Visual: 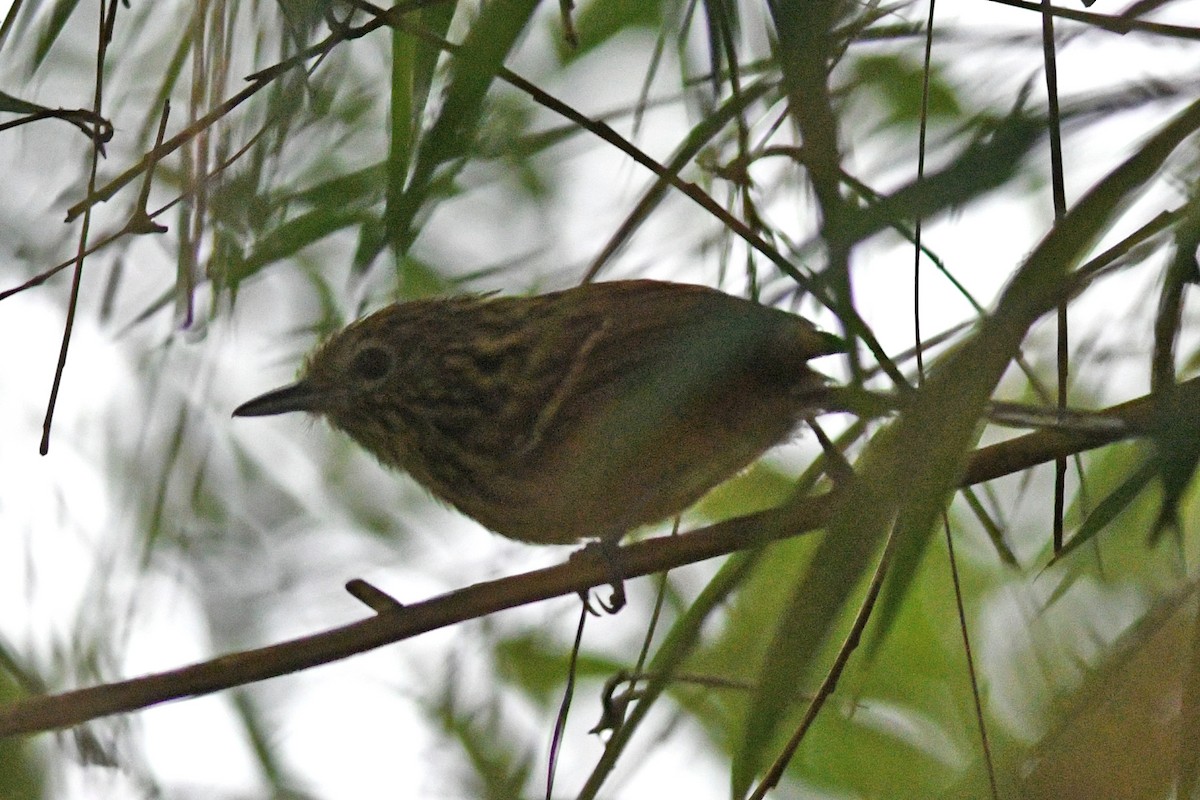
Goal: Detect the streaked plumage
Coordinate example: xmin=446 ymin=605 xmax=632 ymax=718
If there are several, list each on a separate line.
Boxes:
xmin=234 ymin=280 xmax=842 ymax=544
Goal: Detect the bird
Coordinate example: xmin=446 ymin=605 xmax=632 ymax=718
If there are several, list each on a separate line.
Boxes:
xmin=233 ymin=280 xmax=844 ymax=548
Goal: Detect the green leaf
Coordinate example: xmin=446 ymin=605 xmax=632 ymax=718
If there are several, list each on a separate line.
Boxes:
xmin=31 ymin=0 xmax=80 ymax=71
xmin=235 ymin=206 xmax=369 ymax=282
xmin=849 ymin=54 xmax=962 ymax=127
xmin=556 ymin=0 xmax=664 ymax=62
xmin=694 ymin=461 xmax=797 ymax=522
xmin=288 ymin=161 xmax=388 ymax=211
xmin=0 ymin=90 xmax=46 ymax=114
xmin=413 ymin=4 xmax=455 ymax=124
xmin=494 ymin=632 xmax=623 ymax=707
xmin=732 ymin=95 xmax=1200 ymax=798
xmin=577 ymin=548 xmax=766 ymax=799
xmin=839 ymin=111 xmax=1045 ymax=245
xmin=387 ymin=25 xmax=417 ymax=246
xmin=1049 ymin=456 xmax=1158 ymax=566
xmin=388 ymin=0 xmax=541 ymax=252
xmin=1021 ymin=586 xmax=1195 ymax=799
xmin=681 ymin=535 xmax=822 ymax=750
xmin=0 ymin=648 xmax=45 ymax=800
xmin=427 ymin=672 xmax=536 ymax=800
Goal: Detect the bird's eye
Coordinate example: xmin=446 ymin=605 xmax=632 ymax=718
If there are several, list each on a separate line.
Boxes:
xmin=351 ymin=345 xmax=392 ymax=382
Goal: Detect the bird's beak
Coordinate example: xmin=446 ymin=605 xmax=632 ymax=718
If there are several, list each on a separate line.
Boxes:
xmin=232 ymin=380 xmax=323 ymax=417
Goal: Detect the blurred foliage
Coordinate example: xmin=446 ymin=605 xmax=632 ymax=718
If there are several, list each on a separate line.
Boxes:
xmin=2 ymin=0 xmax=1200 ymax=799
xmin=0 ymin=659 xmax=44 ymax=800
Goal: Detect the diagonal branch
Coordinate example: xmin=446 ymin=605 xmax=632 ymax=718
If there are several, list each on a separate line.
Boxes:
xmin=1 ymin=378 xmax=1196 ymax=739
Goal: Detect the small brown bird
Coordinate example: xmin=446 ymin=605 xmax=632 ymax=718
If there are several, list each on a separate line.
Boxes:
xmin=233 ymin=280 xmax=843 ymax=546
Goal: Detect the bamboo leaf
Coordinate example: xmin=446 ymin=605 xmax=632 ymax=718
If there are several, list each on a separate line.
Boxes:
xmin=733 ymin=96 xmax=1200 ymax=797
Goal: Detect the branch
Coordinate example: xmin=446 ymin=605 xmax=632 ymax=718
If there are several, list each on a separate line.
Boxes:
xmin=1 ymin=378 xmax=1195 ymax=738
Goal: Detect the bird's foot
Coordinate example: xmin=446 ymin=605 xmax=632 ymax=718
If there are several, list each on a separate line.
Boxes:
xmin=572 ymin=539 xmax=626 ymax=614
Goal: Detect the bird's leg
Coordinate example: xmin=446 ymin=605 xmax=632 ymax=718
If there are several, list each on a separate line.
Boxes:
xmin=572 ymin=538 xmax=627 ymax=614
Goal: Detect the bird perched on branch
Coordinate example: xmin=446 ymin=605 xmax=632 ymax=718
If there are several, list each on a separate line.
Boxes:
xmin=234 ymin=280 xmax=845 ymax=547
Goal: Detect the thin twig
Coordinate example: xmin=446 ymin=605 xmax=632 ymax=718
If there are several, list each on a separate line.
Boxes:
xmin=40 ymin=0 xmax=121 ymax=456
xmin=988 ymin=0 xmax=1200 ymax=39
xmin=944 ymin=512 xmax=999 ymax=799
xmin=1042 ymin=0 xmax=1071 ymax=557
xmin=546 ymin=603 xmax=588 ymax=800
xmin=747 ymin=521 xmax=900 ymax=799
